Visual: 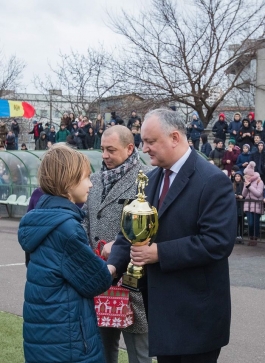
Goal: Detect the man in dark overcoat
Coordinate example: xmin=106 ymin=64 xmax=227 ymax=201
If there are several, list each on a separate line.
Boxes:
xmin=107 ymin=108 xmax=237 ymax=363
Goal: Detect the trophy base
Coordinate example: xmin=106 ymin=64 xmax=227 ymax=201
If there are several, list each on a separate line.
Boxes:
xmin=121 ymin=272 xmax=147 ymax=292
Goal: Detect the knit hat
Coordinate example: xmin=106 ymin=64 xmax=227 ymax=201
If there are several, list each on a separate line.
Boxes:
xmin=258 ymin=141 xmax=264 ymax=146
xmin=33 ymin=120 xmax=37 ymax=124
xmin=192 ymin=111 xmax=199 ymax=118
xmin=243 ymin=144 xmax=250 ymax=150
xmin=228 ymin=139 xmax=236 ymax=145
xmin=244 ymin=161 xmax=255 ymax=176
xmin=219 ymin=113 xmax=225 ymax=119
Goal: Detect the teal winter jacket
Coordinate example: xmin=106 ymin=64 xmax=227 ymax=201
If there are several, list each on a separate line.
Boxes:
xmin=18 ymin=194 xmax=112 ymax=363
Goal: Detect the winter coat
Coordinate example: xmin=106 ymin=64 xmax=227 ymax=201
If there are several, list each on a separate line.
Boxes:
xmin=209 ymin=147 xmax=225 ymax=169
xmin=236 ymin=152 xmax=251 ymax=173
xmin=18 ymin=195 xmax=112 ymax=363
xmin=200 ymin=142 xmax=212 ymax=157
xmin=5 ymin=134 xmax=16 ymax=150
xmin=11 ymin=122 xmax=20 ymax=137
xmin=212 ymin=119 xmax=228 ymax=142
xmin=56 ymin=128 xmax=70 ymax=143
xmin=127 ymin=115 xmax=141 ymax=130
xmin=222 ymin=146 xmax=241 ymax=176
xmin=85 ymin=133 xmax=96 ymax=149
xmin=250 ymin=151 xmax=265 ymax=177
xmin=29 ymin=123 xmax=43 ymax=140
xmin=71 ymin=128 xmax=85 ymax=149
xmin=187 ymin=119 xmax=204 ymax=141
xmin=47 ymin=131 xmax=56 ymax=144
xmin=82 ymin=162 xmax=152 ymax=334
xmin=237 ymin=120 xmax=255 ymax=149
xmin=94 ymin=132 xmax=103 ymax=149
xmin=0 ymin=122 xmax=8 ymax=147
xmin=35 ymin=131 xmax=48 ymax=150
xmin=234 ymin=181 xmax=244 ymax=217
xmin=227 ymin=120 xmax=242 ymax=141
xmin=254 ymin=129 xmax=265 ymax=142
xmin=243 ymin=176 xmax=264 ymax=214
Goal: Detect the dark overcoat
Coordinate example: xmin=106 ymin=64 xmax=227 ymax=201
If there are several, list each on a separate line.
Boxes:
xmin=108 ymin=149 xmax=237 ymax=356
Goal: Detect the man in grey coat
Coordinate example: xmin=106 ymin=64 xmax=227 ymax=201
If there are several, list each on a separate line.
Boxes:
xmin=82 ymin=125 xmax=152 ymax=363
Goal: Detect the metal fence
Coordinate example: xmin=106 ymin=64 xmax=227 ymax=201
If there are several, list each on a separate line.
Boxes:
xmin=236 ymin=199 xmax=265 ymax=244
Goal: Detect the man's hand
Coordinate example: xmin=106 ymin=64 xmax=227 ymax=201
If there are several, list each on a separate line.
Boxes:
xmin=101 ymin=241 xmax=114 ymax=260
xmin=130 ymin=243 xmax=158 ymax=266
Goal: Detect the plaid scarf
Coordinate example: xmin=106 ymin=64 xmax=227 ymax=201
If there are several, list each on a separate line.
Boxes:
xmin=101 ymin=148 xmax=140 ymax=202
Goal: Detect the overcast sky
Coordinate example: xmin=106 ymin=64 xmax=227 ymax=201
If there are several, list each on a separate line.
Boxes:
xmin=0 ymin=0 xmax=150 ymax=93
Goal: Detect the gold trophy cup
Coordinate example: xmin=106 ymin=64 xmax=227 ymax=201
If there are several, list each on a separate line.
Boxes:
xmin=121 ymin=170 xmax=158 ymax=291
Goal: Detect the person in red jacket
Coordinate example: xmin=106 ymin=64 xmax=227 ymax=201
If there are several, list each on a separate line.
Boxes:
xmin=222 ymin=139 xmax=241 ymax=176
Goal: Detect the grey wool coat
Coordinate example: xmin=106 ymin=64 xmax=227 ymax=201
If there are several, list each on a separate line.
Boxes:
xmin=82 ymin=162 xmax=151 ymax=334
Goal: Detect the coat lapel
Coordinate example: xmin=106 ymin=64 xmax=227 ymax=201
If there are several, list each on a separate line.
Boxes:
xmin=99 ymin=166 xmax=140 ymax=211
xmin=156 ymin=150 xmax=197 ymax=218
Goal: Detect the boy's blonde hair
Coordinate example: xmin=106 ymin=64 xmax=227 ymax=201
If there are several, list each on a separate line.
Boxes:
xmin=38 ymin=144 xmax=91 ymax=199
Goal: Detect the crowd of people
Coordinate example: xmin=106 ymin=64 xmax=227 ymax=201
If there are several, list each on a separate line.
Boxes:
xmin=187 ymin=111 xmax=265 ymax=246
xmin=0 ymin=110 xmax=143 ymax=152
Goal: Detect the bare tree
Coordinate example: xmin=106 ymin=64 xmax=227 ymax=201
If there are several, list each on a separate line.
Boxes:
xmin=0 ymin=51 xmax=26 ymax=97
xmin=109 ymin=0 xmax=265 ymax=126
xmin=34 ymin=47 xmax=122 ymax=119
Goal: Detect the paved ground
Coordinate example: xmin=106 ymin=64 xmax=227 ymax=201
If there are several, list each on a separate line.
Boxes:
xmin=1 ymin=217 xmax=265 ymax=362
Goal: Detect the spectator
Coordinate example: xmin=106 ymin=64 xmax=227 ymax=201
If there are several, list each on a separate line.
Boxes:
xmin=28 ymin=120 xmax=43 ymax=144
xmin=227 ymin=112 xmax=242 ymax=144
xmin=247 ymin=111 xmax=256 ymax=129
xmin=35 ymin=131 xmax=48 ymax=150
xmin=5 ymin=131 xmax=16 ymax=150
xmin=68 ymin=112 xmax=76 ymax=131
xmin=212 ymin=113 xmax=228 ymax=145
xmin=237 ymin=118 xmax=255 ymax=150
xmin=230 ymin=165 xmax=240 ymax=183
xmin=236 ymin=144 xmax=251 ymax=173
xmin=222 ymin=139 xmax=241 ymax=176
xmin=243 ymin=161 xmax=264 ymax=245
xmin=251 ymin=134 xmax=262 ymax=154
xmin=250 ymin=141 xmax=265 ymax=184
xmin=200 ymin=133 xmax=212 ymax=157
xmin=127 ymin=110 xmax=141 ymax=130
xmin=47 ymin=125 xmax=56 ymax=144
xmin=209 ymin=139 xmax=225 ymax=169
xmin=94 ymin=114 xmax=105 ymax=134
xmin=56 ymin=123 xmax=70 ymax=143
xmin=61 ymin=112 xmax=71 ymax=130
xmin=131 ymin=119 xmax=142 ymax=148
xmin=233 ymin=171 xmax=245 ymax=244
xmin=85 ymin=127 xmax=95 ymax=149
xmin=21 ymin=143 xmax=28 ymax=151
xmin=43 ymin=123 xmax=50 ymax=136
xmin=0 ymin=120 xmax=8 ymax=148
xmin=187 ymin=111 xmax=204 ymax=150
xmin=11 ymin=119 xmax=20 ymax=150
xmin=94 ymin=128 xmax=104 ymax=149
xmin=254 ymin=120 xmax=265 ymax=141
xmin=70 ymin=122 xmax=85 ymax=149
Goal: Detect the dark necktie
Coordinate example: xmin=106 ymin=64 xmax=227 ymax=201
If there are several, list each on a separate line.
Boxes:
xmin=158 ymin=169 xmax=172 ymax=209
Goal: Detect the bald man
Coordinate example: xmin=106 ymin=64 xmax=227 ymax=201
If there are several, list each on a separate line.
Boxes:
xmin=82 ymin=125 xmax=152 ymax=363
